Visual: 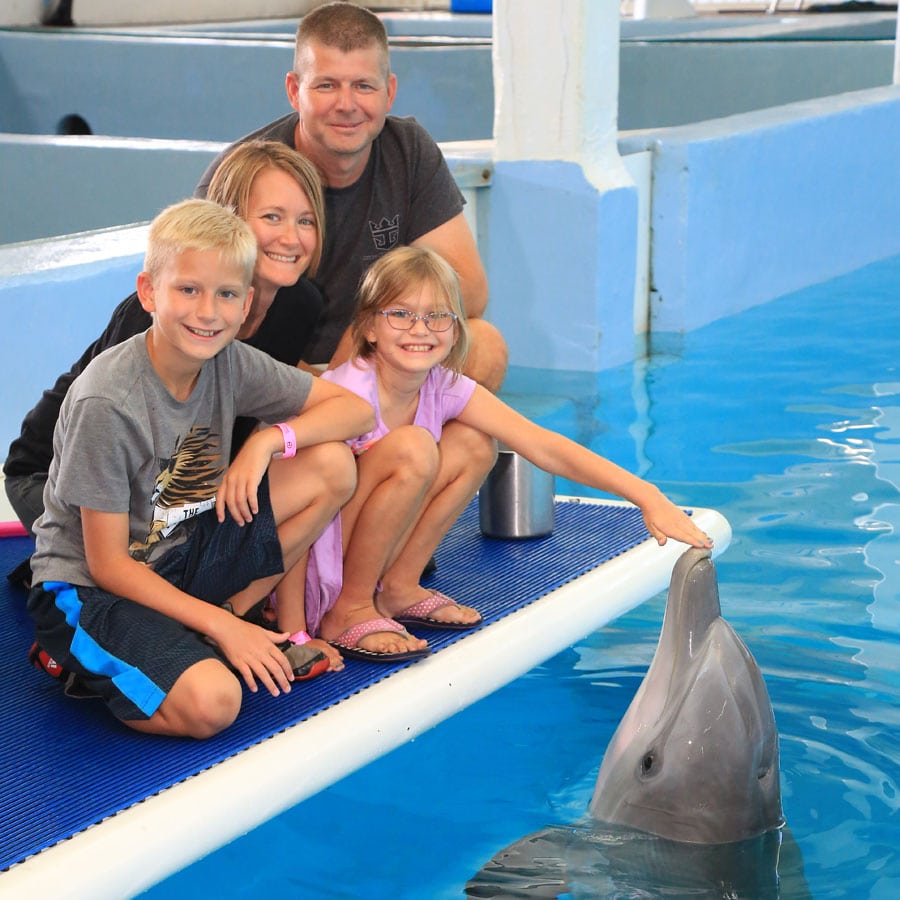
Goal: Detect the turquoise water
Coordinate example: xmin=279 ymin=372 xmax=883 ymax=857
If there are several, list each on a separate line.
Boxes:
xmin=145 ymin=255 xmax=900 ymax=898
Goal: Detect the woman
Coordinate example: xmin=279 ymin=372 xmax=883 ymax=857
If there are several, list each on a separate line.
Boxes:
xmin=4 ymin=140 xmax=327 ymax=539
xmin=206 ymin=140 xmax=325 ymax=373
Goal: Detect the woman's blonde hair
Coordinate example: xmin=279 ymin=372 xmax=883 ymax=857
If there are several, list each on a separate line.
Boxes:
xmin=144 ymin=198 xmax=256 ymax=285
xmin=207 ymin=140 xmax=325 ymax=277
xmin=350 ymin=246 xmax=470 ymax=374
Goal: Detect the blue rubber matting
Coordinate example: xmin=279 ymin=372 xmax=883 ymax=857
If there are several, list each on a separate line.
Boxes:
xmin=0 ymin=499 xmax=650 ymax=872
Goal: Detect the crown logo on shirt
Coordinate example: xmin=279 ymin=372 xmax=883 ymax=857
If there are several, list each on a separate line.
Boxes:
xmin=369 ymin=215 xmax=400 ymax=251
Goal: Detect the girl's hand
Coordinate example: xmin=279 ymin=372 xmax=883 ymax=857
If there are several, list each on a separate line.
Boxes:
xmin=641 ymin=496 xmax=713 ymax=550
xmin=208 ymin=610 xmax=294 ymax=696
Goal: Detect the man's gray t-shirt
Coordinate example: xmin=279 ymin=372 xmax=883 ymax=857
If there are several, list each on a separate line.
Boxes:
xmin=31 ymin=333 xmax=313 ymax=587
xmin=196 ymin=114 xmax=465 ymax=362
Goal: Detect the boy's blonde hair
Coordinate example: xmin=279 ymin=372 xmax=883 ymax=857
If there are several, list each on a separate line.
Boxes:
xmin=351 ymin=246 xmax=470 ymax=374
xmin=144 ymin=199 xmax=257 ymax=285
xmin=294 ymin=2 xmax=390 ymax=79
xmin=207 ymin=140 xmax=325 ymax=277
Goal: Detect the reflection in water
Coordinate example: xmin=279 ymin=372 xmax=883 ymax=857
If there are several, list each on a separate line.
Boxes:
xmin=861 ymin=396 xmax=900 ymax=630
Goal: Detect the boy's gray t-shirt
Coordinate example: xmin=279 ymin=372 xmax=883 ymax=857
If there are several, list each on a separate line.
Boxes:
xmin=31 ymin=332 xmax=313 ymax=587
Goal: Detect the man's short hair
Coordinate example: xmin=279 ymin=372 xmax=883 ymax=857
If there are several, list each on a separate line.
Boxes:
xmin=294 ymin=1 xmax=390 ymax=76
xmin=144 ymin=199 xmax=257 ymax=285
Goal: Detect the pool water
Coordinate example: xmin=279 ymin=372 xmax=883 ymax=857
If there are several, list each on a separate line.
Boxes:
xmin=144 ymin=255 xmax=900 ymax=898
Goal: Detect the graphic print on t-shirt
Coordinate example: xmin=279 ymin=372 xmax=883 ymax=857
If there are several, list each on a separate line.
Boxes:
xmin=129 ymin=425 xmax=224 ymax=562
xmin=369 ymin=215 xmax=399 ymax=251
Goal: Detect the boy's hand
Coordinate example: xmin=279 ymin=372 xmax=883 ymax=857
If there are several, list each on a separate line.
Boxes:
xmin=216 ymin=434 xmax=274 ymax=525
xmin=209 ymin=611 xmax=294 ymax=696
xmin=641 ymin=497 xmax=713 ymax=550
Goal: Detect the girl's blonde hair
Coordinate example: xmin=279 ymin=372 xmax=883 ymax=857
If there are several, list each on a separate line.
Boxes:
xmin=350 ymin=246 xmax=470 ymax=374
xmin=144 ymin=199 xmax=256 ymax=285
xmin=207 ymin=140 xmax=325 ymax=277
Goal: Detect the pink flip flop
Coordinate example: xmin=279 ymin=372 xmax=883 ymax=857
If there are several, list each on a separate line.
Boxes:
xmin=329 ymin=617 xmax=431 ymax=663
xmin=393 ymin=591 xmax=483 ymax=632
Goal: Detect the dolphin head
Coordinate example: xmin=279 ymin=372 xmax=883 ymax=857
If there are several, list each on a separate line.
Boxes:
xmin=588 ymin=548 xmax=783 ymax=844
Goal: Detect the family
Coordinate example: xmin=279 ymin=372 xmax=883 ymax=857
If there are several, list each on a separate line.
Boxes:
xmin=5 ymin=3 xmax=711 ymax=739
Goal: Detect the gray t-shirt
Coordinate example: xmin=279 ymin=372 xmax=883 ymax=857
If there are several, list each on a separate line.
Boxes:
xmin=196 ymin=114 xmax=465 ymax=362
xmin=31 ymin=333 xmax=313 ymax=587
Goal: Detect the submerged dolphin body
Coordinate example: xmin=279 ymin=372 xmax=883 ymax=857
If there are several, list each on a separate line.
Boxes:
xmin=465 ymin=821 xmax=807 ymax=899
xmin=467 ymin=548 xmax=808 ymax=899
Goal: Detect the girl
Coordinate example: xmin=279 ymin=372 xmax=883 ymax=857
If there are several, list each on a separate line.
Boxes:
xmin=311 ymin=246 xmax=712 ymax=662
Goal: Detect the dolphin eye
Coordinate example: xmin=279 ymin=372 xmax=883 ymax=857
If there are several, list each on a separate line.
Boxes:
xmin=640 ymin=751 xmax=658 ymax=778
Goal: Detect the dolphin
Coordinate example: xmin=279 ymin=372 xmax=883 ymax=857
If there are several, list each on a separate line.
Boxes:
xmin=467 ymin=548 xmax=808 ymax=898
xmin=588 ymin=546 xmax=782 ymax=842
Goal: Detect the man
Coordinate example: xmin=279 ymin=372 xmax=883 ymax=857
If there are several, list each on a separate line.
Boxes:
xmin=196 ymin=1 xmax=507 ymax=391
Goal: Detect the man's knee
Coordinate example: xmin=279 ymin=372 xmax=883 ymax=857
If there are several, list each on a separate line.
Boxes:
xmin=465 ymin=319 xmax=509 ymax=393
xmin=442 ymin=421 xmax=497 ymax=475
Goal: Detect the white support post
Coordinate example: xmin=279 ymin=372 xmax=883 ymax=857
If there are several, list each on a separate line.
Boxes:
xmin=487 ymin=0 xmax=645 ymax=372
xmin=493 ymin=0 xmax=630 ymax=192
xmin=894 ymin=10 xmax=900 ymax=85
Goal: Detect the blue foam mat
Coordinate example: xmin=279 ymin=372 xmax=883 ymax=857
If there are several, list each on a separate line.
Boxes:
xmin=0 ymin=499 xmax=649 ymax=872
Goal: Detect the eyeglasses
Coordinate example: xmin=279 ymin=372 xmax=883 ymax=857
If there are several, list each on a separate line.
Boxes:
xmin=376 ymin=309 xmax=459 ymax=333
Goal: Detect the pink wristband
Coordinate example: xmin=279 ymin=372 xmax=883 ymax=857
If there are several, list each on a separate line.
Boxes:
xmin=288 ymin=630 xmax=312 ymax=645
xmin=272 ymin=422 xmax=297 ymax=459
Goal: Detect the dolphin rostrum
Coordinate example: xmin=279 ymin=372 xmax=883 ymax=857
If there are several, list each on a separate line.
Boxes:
xmin=467 ymin=548 xmax=806 ymax=898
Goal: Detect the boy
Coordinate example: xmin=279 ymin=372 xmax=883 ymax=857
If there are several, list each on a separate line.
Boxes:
xmin=27 ymin=199 xmax=374 ymax=739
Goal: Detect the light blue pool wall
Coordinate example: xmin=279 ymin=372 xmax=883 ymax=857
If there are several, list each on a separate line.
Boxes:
xmin=0 ymin=136 xmax=222 ymax=246
xmin=1 ymin=15 xmax=894 ymax=141
xmin=1 ymin=15 xmax=895 ymax=244
xmin=480 ymin=161 xmax=640 ymax=372
xmin=0 ymin=236 xmax=145 ymax=452
xmin=2 ymin=14 xmax=900 ymax=451
xmin=0 ymin=29 xmax=493 ymax=144
xmin=617 ymin=21 xmax=896 ymax=131
xmin=620 ymin=84 xmax=900 ymax=344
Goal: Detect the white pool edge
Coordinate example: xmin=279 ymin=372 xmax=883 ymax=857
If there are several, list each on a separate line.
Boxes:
xmin=0 ymin=499 xmax=731 ymax=898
